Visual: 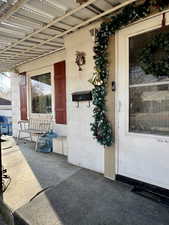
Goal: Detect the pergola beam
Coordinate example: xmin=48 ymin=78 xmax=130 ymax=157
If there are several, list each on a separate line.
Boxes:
xmin=0 ymin=0 xmax=147 ymax=67
xmin=3 ymin=0 xmax=139 ymax=64
xmin=16 ymin=47 xmax=65 ymax=66
xmin=0 ymin=0 xmax=97 ymax=55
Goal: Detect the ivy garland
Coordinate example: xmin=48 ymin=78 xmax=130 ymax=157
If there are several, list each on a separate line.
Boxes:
xmin=91 ymin=0 xmax=169 ymax=147
xmin=139 ymin=32 xmax=169 ymax=77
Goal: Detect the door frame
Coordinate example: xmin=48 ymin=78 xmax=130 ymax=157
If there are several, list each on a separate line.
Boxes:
xmin=115 ymin=11 xmax=169 ymax=176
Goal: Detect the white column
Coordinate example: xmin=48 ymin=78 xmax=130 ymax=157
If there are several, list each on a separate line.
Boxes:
xmin=10 ymin=72 xmax=20 ymax=137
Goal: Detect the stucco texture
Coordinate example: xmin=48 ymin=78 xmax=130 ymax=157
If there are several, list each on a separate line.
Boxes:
xmin=64 ymin=22 xmax=104 ymax=173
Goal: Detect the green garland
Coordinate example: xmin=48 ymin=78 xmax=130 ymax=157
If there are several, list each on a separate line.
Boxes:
xmin=91 ymin=0 xmax=169 ymax=147
xmin=139 ymin=32 xmax=169 ymax=77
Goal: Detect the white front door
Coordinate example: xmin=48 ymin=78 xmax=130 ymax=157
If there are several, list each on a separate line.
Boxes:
xmin=117 ymin=12 xmax=169 ymax=189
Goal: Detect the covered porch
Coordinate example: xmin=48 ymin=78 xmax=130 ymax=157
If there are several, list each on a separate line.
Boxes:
xmin=2 ymin=137 xmax=169 ymax=225
xmin=1 ymin=0 xmax=121 ymax=180
xmin=1 ymin=0 xmax=169 ymax=224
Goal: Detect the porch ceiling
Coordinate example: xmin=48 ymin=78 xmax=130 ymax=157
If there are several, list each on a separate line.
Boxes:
xmin=0 ymin=0 xmax=127 ymax=71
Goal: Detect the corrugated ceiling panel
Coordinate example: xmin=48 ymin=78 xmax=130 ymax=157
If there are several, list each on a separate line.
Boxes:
xmin=16 ymin=8 xmax=52 ymax=23
xmin=61 ymin=16 xmax=84 ymax=26
xmin=74 ymin=8 xmax=98 ymax=20
xmin=8 ymin=16 xmax=42 ymax=29
xmin=27 ymin=1 xmax=66 ymax=17
xmin=0 ymin=0 xmax=133 ymax=69
xmin=93 ymin=0 xmax=113 ymax=10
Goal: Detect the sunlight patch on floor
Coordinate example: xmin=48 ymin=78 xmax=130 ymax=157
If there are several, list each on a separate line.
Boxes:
xmin=2 ymin=139 xmax=42 ymax=211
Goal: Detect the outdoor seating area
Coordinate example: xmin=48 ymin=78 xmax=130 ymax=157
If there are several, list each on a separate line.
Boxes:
xmin=16 ymin=117 xmax=68 ymax=154
xmin=17 ymin=117 xmax=53 ymax=151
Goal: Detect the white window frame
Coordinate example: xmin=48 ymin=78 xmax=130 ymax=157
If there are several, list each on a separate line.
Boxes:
xmin=28 ymin=67 xmax=53 ymax=117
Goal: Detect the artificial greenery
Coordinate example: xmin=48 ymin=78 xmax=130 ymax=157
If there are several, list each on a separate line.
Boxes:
xmin=139 ymin=32 xmax=169 ymax=77
xmin=91 ymin=0 xmax=169 ymax=147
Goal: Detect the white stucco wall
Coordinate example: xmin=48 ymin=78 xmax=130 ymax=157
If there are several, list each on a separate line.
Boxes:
xmin=65 ymin=22 xmax=104 ymax=173
xmin=11 ymin=72 xmax=21 ymax=137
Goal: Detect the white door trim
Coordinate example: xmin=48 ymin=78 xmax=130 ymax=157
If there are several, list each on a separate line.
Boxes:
xmin=115 ymin=11 xmax=169 ymax=182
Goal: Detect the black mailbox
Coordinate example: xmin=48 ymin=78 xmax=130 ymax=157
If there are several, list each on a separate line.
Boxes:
xmin=72 ymin=91 xmax=92 ymax=102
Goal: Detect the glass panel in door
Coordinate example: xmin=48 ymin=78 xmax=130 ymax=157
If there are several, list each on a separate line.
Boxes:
xmin=129 ymin=26 xmax=169 ymax=136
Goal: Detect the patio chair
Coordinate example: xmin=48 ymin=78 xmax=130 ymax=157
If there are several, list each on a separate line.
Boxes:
xmin=17 ymin=116 xmax=53 ymax=151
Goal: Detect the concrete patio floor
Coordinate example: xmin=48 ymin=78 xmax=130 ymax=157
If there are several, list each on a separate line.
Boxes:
xmin=2 ymin=137 xmax=169 ymax=225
